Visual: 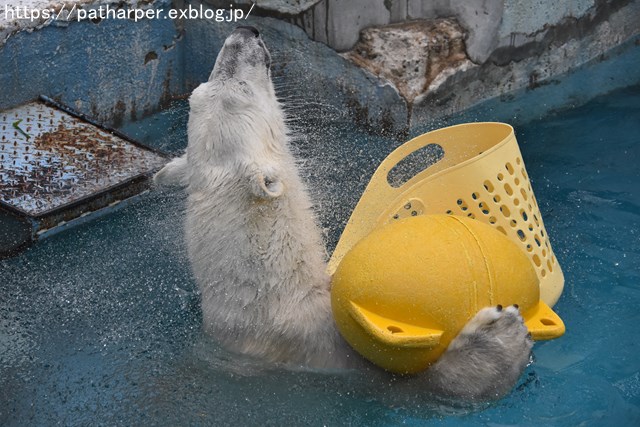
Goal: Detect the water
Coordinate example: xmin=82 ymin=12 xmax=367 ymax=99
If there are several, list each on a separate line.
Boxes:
xmin=1 ymin=85 xmax=640 ymax=425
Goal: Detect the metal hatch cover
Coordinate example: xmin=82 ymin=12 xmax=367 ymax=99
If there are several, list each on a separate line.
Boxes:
xmin=0 ymin=97 xmax=167 ymax=256
xmin=1 ymin=99 xmax=167 ymax=216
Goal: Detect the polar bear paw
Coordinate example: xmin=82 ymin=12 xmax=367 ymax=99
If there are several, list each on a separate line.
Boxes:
xmin=426 ymin=305 xmax=533 ymax=401
xmin=452 ymin=305 xmax=531 ymax=348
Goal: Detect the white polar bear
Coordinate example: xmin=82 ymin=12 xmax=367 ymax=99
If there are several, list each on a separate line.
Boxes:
xmin=154 ymin=26 xmax=533 ymax=401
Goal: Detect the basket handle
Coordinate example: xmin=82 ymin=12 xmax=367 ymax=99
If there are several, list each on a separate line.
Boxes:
xmin=328 ymin=123 xmax=515 ymax=275
xmin=380 ymin=137 xmax=464 ymax=192
xmin=377 ymin=122 xmax=513 ymax=197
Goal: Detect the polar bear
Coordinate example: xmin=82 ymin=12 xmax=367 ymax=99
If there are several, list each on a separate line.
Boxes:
xmin=154 ymin=26 xmax=533 ymax=401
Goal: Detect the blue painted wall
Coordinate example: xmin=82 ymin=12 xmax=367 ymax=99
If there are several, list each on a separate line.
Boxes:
xmin=0 ymin=15 xmax=185 ymax=127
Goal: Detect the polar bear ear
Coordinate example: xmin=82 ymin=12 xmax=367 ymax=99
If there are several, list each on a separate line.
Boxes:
xmin=250 ymin=170 xmax=284 ymax=199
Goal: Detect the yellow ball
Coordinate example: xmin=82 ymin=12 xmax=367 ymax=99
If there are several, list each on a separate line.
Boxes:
xmin=331 ymin=214 xmax=541 ymax=374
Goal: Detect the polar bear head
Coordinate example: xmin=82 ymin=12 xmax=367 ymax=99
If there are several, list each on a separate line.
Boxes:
xmin=183 ymin=26 xmax=287 ymax=199
xmin=209 ymin=26 xmax=272 ymax=86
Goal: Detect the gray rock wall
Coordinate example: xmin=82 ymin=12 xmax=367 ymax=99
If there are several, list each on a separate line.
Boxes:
xmin=342 ymin=19 xmax=472 ymax=102
xmin=299 ymin=0 xmax=601 ymax=62
xmin=293 ymin=0 xmax=640 ymax=128
xmin=0 ymin=1 xmax=407 ymax=135
xmin=410 ymin=0 xmax=640 ymax=125
xmin=1 ymin=0 xmax=638 ymax=136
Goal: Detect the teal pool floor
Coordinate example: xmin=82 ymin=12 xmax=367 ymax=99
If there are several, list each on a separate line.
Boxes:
xmin=1 ymin=85 xmax=639 ymax=426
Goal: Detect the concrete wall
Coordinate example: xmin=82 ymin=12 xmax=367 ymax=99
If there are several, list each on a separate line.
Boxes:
xmin=298 ymin=0 xmax=609 ymax=62
xmin=0 ymin=0 xmax=639 ymax=135
xmin=412 ymin=0 xmax=640 ymax=125
xmin=182 ymin=15 xmax=408 ymax=135
xmin=0 ymin=1 xmax=185 ymax=127
xmin=292 ymin=0 xmax=640 ymax=128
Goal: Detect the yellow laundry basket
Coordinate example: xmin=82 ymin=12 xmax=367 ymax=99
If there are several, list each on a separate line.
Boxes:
xmin=328 ymin=122 xmax=564 ymax=307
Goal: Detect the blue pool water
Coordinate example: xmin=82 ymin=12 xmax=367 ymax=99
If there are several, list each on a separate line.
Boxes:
xmin=1 ymin=85 xmax=639 ymax=426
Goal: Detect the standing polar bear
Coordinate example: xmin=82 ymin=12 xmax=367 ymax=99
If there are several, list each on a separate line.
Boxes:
xmin=154 ymin=26 xmax=533 ymax=401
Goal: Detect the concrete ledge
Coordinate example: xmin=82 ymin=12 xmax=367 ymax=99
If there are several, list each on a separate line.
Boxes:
xmin=412 ymin=2 xmax=640 ymax=129
xmin=428 ymin=34 xmax=640 ymax=134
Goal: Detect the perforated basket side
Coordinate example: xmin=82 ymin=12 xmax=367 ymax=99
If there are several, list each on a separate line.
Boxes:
xmin=438 ymin=152 xmax=564 ymax=306
xmin=329 ymin=123 xmax=564 ymax=306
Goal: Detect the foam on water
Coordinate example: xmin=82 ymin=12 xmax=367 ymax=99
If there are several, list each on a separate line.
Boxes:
xmin=1 ymin=86 xmax=639 ymax=425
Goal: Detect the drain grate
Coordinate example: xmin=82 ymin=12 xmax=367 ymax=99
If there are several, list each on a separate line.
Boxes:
xmin=0 ymin=98 xmax=167 ymax=256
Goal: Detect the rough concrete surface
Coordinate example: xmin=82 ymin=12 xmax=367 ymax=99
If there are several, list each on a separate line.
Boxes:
xmin=298 ymin=0 xmax=602 ymax=62
xmin=1 ymin=0 xmax=639 ymax=135
xmin=412 ymin=1 xmax=640 ymax=127
xmin=342 ymin=19 xmax=473 ymax=103
xmin=296 ymin=0 xmax=640 ymax=128
xmin=0 ymin=0 xmax=184 ymax=125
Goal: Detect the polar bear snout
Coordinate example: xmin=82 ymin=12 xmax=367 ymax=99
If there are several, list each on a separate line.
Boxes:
xmin=235 ymin=26 xmax=260 ymax=38
xmin=211 ymin=27 xmax=272 ymax=81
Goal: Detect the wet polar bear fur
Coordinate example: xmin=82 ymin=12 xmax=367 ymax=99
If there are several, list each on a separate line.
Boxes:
xmin=155 ymin=26 xmax=533 ymax=401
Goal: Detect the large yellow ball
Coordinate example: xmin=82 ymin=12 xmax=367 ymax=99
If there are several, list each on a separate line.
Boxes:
xmin=331 ymin=214 xmax=540 ymax=374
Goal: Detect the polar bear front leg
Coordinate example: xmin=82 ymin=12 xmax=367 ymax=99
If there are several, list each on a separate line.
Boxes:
xmin=425 ymin=305 xmax=533 ymax=401
xmin=153 ymin=154 xmax=189 ymax=187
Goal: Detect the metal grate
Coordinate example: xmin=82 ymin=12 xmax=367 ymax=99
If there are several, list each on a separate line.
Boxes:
xmin=0 ymin=101 xmax=166 ymax=216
